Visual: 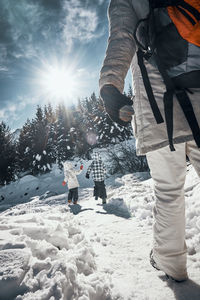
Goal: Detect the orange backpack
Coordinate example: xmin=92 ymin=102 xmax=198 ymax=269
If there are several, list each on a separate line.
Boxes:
xmin=167 ymin=0 xmax=200 ymax=46
xmin=134 ymin=0 xmax=200 ymax=151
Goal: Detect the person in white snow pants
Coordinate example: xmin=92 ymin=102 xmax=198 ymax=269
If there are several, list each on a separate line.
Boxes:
xmin=147 ymin=141 xmax=200 ymax=281
xmin=99 ymin=0 xmax=200 ymax=281
xmin=62 ymin=162 xmax=83 ymax=204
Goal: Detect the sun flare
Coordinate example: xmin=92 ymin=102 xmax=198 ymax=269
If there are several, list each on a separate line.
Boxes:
xmin=38 ymin=65 xmax=77 ymax=100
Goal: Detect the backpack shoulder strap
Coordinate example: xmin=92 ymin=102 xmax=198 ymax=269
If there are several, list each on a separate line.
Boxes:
xmin=136 ymin=0 xmax=200 ymax=151
xmin=137 ymin=50 xmax=164 ymax=125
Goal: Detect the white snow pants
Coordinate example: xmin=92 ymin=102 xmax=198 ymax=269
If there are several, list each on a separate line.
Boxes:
xmin=146 ymin=140 xmax=200 ymax=280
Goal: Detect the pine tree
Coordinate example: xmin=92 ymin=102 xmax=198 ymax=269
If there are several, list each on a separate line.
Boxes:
xmin=0 ymin=122 xmax=17 ymax=185
xmin=43 ymin=103 xmax=57 ymax=163
xmin=17 ymin=119 xmax=34 ymax=173
xmin=72 ymin=102 xmax=90 ymax=157
xmin=80 ymin=93 xmax=99 ymax=148
xmin=94 ymin=96 xmax=128 ymax=146
xmin=31 ymin=105 xmax=56 ymax=174
xmin=83 ymin=93 xmax=133 ymax=147
xmin=127 ymin=84 xmax=134 ymax=98
xmin=20 ymin=106 xmax=53 ymax=174
xmin=55 ymin=103 xmax=75 ymax=167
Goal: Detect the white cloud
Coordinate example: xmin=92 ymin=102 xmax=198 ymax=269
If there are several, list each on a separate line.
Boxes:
xmin=0 ymin=96 xmax=39 ymax=125
xmin=0 ymin=109 xmax=5 ymax=119
xmin=0 ymin=105 xmax=19 ymax=124
xmin=98 ymin=0 xmax=106 ymax=4
xmin=0 ymin=66 xmax=8 ymax=72
xmin=77 ymin=68 xmax=98 ymax=80
xmin=63 ymin=0 xmax=102 ymax=51
xmin=0 ymin=46 xmax=8 ymax=62
xmin=2 ymin=1 xmax=41 ymax=59
xmin=0 ymin=0 xmax=106 ymax=62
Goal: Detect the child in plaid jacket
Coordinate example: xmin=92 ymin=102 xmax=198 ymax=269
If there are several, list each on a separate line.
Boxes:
xmin=86 ymin=152 xmax=107 ymax=204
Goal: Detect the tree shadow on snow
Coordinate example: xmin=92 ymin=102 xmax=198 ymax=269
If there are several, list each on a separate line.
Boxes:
xmin=69 ymin=204 xmax=93 ymax=215
xmin=159 ymin=275 xmax=200 ymax=300
xmin=0 ymin=190 xmax=60 ymax=213
xmin=96 ymin=198 xmax=131 ymax=219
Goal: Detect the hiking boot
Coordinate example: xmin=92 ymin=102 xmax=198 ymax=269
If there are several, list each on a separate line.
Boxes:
xmin=150 ymin=250 xmax=188 ymax=283
xmin=73 ymin=200 xmax=77 ymax=204
xmin=150 ymin=250 xmax=160 ymax=271
xmin=68 ymin=199 xmax=72 ymax=204
xmin=165 ymin=274 xmax=188 ymax=283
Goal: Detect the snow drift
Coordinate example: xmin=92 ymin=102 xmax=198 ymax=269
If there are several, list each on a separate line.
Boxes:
xmin=0 ymin=156 xmax=200 ymax=299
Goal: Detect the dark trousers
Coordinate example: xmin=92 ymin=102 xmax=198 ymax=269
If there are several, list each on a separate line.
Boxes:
xmin=68 ymin=187 xmax=78 ymax=202
xmin=93 ymin=181 xmax=107 ymax=200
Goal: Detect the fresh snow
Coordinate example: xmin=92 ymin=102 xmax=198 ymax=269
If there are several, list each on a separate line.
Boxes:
xmin=0 ymin=162 xmax=200 ymax=299
xmin=35 ymin=154 xmax=41 ymax=162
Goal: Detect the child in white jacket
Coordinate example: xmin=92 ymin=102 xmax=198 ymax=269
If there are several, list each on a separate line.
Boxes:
xmin=62 ymin=162 xmax=83 ymax=204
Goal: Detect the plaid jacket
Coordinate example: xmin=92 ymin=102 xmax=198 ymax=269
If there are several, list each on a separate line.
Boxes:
xmin=86 ymin=153 xmax=106 ymax=182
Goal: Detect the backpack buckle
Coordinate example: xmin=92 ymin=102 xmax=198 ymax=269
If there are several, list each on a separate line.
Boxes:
xmin=144 ymin=46 xmax=154 ymax=60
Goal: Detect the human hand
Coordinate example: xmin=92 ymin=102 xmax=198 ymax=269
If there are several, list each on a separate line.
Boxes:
xmin=100 ymin=84 xmax=134 ymax=126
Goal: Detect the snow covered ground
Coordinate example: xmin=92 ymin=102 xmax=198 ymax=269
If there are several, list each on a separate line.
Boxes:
xmin=0 ymin=160 xmax=200 ymax=299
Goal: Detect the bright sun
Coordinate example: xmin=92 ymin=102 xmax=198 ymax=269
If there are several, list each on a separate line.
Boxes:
xmin=38 ymin=65 xmax=77 ymax=100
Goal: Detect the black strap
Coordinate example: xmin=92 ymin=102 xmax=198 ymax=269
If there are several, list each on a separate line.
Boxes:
xmin=137 ymin=50 xmax=200 ymax=151
xmin=179 ymin=1 xmax=200 ymax=21
xmin=137 ymin=0 xmax=200 ymax=151
xmin=137 ymin=50 xmax=164 ymax=124
xmin=163 ymin=91 xmax=176 ymax=151
xmin=176 ymin=89 xmax=200 ymax=148
xmin=177 ymin=6 xmax=196 ymax=25
xmin=150 ymin=0 xmax=200 ymax=21
xmin=155 ymin=52 xmax=200 ymax=150
xmin=153 ymin=53 xmax=177 ymax=151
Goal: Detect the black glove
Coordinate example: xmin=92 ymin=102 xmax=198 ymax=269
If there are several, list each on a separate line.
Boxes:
xmin=100 ymin=84 xmax=134 ymax=126
xmin=86 ymin=173 xmax=90 ymax=179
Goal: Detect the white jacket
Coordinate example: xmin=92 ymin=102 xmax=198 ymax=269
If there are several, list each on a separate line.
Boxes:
xmin=99 ymin=0 xmax=200 ymax=155
xmin=63 ymin=162 xmax=82 ymax=189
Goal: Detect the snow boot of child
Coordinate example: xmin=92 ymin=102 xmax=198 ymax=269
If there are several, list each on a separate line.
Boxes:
xmin=150 ymin=250 xmax=188 ymax=283
xmin=68 ymin=199 xmax=72 ymax=204
xmin=73 ymin=200 xmax=77 ymax=204
xmin=102 ymin=198 xmax=106 ymax=204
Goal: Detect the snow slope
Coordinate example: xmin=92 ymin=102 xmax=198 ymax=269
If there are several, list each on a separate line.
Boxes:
xmin=0 ymin=163 xmax=200 ymax=299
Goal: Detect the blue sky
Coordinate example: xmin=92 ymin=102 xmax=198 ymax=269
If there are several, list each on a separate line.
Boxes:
xmin=0 ymin=0 xmax=131 ymax=129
